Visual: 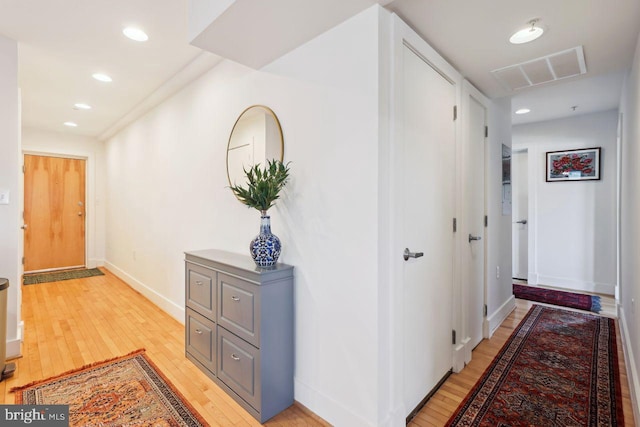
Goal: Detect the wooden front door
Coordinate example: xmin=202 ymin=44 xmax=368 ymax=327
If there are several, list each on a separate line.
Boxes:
xmin=24 ymin=155 xmax=86 ymax=272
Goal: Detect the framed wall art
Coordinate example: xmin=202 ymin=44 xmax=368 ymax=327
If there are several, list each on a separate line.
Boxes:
xmin=546 ymin=147 xmax=601 ymax=182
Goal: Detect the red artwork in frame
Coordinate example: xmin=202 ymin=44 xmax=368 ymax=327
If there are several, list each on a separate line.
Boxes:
xmin=546 ymin=147 xmax=601 ymax=182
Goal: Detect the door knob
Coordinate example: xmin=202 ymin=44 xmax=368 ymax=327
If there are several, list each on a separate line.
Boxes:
xmin=78 ymin=212 xmax=83 ymax=216
xmin=468 ymin=234 xmax=482 ymax=243
xmin=514 ymin=219 xmax=527 ymax=224
xmin=403 ymin=248 xmax=424 ymax=261
xmin=21 ymin=224 xmax=27 ymax=230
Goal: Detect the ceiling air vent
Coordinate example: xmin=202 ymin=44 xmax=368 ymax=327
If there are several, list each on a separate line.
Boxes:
xmin=491 ymin=46 xmax=586 ymax=91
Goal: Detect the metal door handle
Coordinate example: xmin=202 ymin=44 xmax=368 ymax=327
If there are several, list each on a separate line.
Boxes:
xmin=514 ymin=219 xmax=527 ymax=224
xmin=231 ymin=295 xmax=240 ymax=302
xmin=403 ymin=248 xmax=424 ymax=261
xmin=78 ymin=211 xmax=83 ymax=216
xmin=21 ymin=224 xmax=27 ymax=230
xmin=231 ymin=353 xmax=240 ymax=361
xmin=468 ymin=234 xmax=482 ymax=242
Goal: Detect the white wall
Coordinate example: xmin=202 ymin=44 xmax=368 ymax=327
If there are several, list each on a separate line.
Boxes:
xmin=619 ymin=29 xmax=640 ymax=423
xmin=0 ymin=35 xmax=21 ymax=358
xmin=105 ymin=7 xmax=385 ymax=426
xmin=22 ymin=128 xmax=106 ymax=268
xmin=512 ymin=110 xmax=618 ymax=295
xmin=484 ymin=97 xmax=515 ymax=335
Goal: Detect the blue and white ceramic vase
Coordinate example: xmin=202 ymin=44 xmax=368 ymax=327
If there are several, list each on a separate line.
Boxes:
xmin=250 ymin=214 xmax=281 ymax=267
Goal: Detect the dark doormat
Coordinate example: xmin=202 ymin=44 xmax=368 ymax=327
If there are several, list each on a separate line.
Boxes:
xmin=23 ymin=268 xmax=105 ymax=285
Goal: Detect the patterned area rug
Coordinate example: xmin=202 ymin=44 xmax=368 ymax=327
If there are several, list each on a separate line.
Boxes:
xmin=446 ymin=305 xmax=624 ymax=426
xmin=12 ymin=349 xmax=209 ymax=427
xmin=23 ymin=268 xmax=105 ymax=285
xmin=513 ymin=283 xmax=601 ymax=313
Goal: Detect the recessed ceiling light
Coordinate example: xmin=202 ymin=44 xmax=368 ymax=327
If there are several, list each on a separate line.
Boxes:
xmin=64 ymin=122 xmax=78 ymax=127
xmin=515 ymin=108 xmax=531 ymax=115
xmin=92 ymin=73 xmax=112 ymax=82
xmin=510 ymin=19 xmax=544 ymax=44
xmin=123 ymin=27 xmax=149 ymax=42
xmin=73 ymin=103 xmax=92 ymax=110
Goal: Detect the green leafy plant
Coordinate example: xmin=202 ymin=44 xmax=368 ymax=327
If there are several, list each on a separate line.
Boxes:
xmin=229 ymin=159 xmax=291 ymax=215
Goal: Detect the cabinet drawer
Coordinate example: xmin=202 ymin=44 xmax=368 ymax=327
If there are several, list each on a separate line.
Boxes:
xmin=186 ymin=263 xmax=216 ymax=318
xmin=218 ymin=274 xmax=260 ymax=347
xmin=218 ymin=328 xmax=260 ymax=410
xmin=186 ymin=308 xmax=216 ymax=374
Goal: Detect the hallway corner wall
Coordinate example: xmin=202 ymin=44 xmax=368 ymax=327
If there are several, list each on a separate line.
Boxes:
xmin=618 ymin=28 xmax=640 ymax=424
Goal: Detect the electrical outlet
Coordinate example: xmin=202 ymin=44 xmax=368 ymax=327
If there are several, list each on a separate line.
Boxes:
xmin=496 ymin=266 xmax=500 ymax=279
xmin=0 ymin=190 xmax=9 ymax=205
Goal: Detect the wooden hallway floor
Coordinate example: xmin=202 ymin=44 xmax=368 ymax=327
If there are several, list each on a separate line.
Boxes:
xmin=1 ymin=269 xmax=634 ymax=426
xmin=0 ymin=268 xmax=329 ymax=426
xmin=409 ymin=298 xmax=636 ymax=426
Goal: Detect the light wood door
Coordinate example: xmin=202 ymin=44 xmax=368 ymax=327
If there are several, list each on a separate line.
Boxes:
xmin=24 ymin=155 xmax=86 ymax=272
xmin=512 ymin=150 xmax=528 ymax=280
xmin=402 ymin=44 xmax=456 ymax=414
xmin=464 ymin=95 xmax=487 ymax=349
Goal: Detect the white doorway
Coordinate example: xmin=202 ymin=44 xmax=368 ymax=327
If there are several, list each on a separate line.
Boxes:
xmin=512 ymin=149 xmax=528 ymax=280
xmin=400 ymin=43 xmax=457 ymax=416
xmin=462 ymin=90 xmax=487 ymax=351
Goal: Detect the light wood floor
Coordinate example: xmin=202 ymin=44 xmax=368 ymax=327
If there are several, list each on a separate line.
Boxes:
xmin=1 ymin=268 xmax=329 ymax=427
xmin=2 ymin=270 xmax=635 ymax=426
xmin=409 ymin=298 xmax=636 ymax=427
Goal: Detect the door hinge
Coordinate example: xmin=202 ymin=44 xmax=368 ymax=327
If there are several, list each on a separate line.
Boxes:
xmin=21 ymin=257 xmax=24 ymax=265
xmin=453 ymin=105 xmax=458 ymax=121
xmin=22 ymin=165 xmax=25 ymax=173
xmin=483 ymin=304 xmax=488 ymax=317
xmin=453 ymin=218 xmax=457 ymax=233
xmin=484 ymin=215 xmax=488 ymax=227
xmin=485 ymin=126 xmax=488 ymax=138
xmin=452 ymin=329 xmax=456 ymax=345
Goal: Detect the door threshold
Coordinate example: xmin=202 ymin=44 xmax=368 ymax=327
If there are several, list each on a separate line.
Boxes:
xmin=406 ymin=369 xmax=452 ymax=425
xmin=24 ymin=265 xmax=86 ymax=274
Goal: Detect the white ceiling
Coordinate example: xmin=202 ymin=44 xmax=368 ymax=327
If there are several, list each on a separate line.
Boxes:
xmin=0 ymin=0 xmax=639 ymax=139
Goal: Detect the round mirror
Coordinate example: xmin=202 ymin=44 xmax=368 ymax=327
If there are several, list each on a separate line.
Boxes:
xmin=226 ymin=105 xmax=284 ymax=187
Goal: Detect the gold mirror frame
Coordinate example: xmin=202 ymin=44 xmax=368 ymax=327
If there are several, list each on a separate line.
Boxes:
xmin=226 ymin=105 xmax=284 ymax=189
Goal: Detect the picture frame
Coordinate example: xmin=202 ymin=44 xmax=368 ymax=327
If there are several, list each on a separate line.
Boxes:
xmin=546 ymin=147 xmax=601 ymax=182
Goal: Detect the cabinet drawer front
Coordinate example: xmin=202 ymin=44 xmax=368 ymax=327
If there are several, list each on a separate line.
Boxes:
xmin=218 ymin=328 xmax=260 ymax=410
xmin=186 ymin=263 xmax=216 ymax=318
xmin=218 ymin=274 xmax=260 ymax=347
xmin=186 ymin=308 xmax=216 ymax=374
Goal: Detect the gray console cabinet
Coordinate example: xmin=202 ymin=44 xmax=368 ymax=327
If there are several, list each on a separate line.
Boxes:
xmin=184 ymin=249 xmax=294 ymax=423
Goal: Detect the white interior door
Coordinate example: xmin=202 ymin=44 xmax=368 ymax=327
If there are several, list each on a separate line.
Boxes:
xmin=512 ymin=150 xmax=528 ymax=280
xmin=402 ymin=44 xmax=456 ymax=414
xmin=464 ymin=96 xmax=486 ymax=349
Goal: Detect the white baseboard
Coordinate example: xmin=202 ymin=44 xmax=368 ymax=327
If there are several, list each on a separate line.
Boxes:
xmin=618 ymin=306 xmax=640 ymax=425
xmin=88 ymin=258 xmax=105 ymax=268
xmin=453 ymin=341 xmax=466 ymax=373
xmin=104 ymin=261 xmax=184 ymax=324
xmin=5 ymin=320 xmax=24 ymax=359
xmin=535 ymin=275 xmax=615 ymax=295
xmin=6 ymin=338 xmax=20 ymax=359
xmin=295 ymin=377 xmax=375 ymax=427
xmin=484 ymin=295 xmax=516 ymax=339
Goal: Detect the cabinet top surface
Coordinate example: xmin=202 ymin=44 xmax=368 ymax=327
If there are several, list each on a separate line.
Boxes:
xmin=185 ymin=249 xmax=293 ymax=274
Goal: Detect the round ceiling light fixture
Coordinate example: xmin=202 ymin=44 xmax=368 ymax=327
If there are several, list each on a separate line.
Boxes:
xmin=515 ymin=108 xmax=531 ymax=115
xmin=510 ymin=19 xmax=544 ymax=44
xmin=123 ymin=26 xmax=149 ymax=42
xmin=64 ymin=121 xmax=78 ymax=127
xmin=92 ymin=73 xmax=112 ymax=82
xmin=73 ymin=103 xmax=92 ymax=110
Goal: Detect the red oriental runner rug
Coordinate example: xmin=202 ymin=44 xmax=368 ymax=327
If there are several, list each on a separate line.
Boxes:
xmin=12 ymin=349 xmax=209 ymax=427
xmin=446 ymin=305 xmax=624 ymax=426
xmin=513 ymin=283 xmax=602 ymax=313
